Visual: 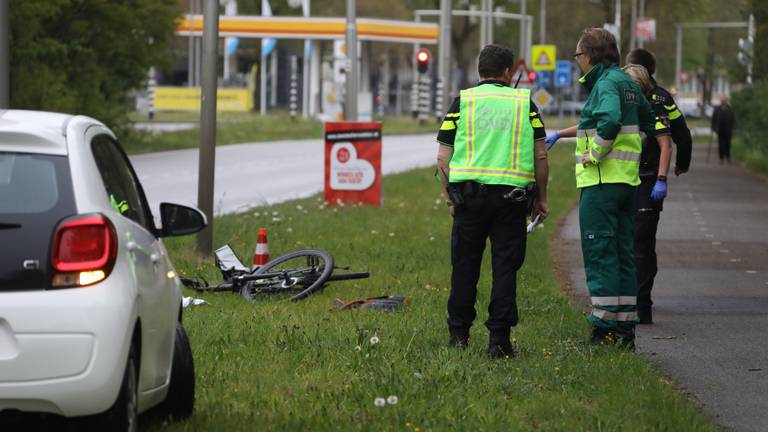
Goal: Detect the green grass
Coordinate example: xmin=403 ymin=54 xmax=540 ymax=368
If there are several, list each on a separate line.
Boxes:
xmin=144 ymin=144 xmax=716 ymax=431
xmin=732 ymin=137 xmax=768 ymax=177
xmin=123 ymin=112 xmax=437 ymax=155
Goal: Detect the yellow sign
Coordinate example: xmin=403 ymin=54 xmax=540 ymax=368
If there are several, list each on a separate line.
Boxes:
xmin=153 ymin=87 xmax=254 ymax=112
xmin=531 ymin=45 xmax=556 ymax=71
xmin=532 ymin=89 xmax=553 ymax=110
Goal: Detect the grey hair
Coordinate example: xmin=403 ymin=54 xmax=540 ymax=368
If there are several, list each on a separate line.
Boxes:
xmin=622 ymin=64 xmax=652 ymax=94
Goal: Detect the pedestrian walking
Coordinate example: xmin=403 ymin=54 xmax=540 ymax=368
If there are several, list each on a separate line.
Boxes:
xmin=712 ymin=97 xmax=736 ymax=164
xmin=625 ymin=49 xmax=693 ymax=324
xmin=544 ymin=29 xmax=657 ymax=349
xmin=436 ymin=44 xmax=549 ymax=358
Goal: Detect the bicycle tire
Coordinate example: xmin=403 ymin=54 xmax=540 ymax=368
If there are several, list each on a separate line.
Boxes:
xmin=326 ymin=271 xmax=370 ymax=282
xmin=241 ymin=249 xmax=334 ymax=302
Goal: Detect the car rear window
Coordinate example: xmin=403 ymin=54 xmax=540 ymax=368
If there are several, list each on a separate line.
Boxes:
xmin=0 ymin=152 xmax=63 ymax=213
xmin=0 ymin=152 xmax=76 ymax=291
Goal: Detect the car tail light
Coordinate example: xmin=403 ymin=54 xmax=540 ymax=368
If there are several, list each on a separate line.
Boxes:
xmin=51 ymin=214 xmax=117 ymax=288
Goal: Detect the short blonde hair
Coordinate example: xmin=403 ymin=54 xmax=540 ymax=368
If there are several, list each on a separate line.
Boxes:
xmin=622 ymin=64 xmax=652 ymax=94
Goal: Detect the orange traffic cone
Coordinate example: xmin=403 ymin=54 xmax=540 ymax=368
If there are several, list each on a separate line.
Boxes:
xmin=252 ymin=228 xmax=270 ymax=269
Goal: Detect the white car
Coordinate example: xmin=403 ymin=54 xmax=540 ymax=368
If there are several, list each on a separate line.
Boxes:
xmin=0 ymin=110 xmax=205 ymax=430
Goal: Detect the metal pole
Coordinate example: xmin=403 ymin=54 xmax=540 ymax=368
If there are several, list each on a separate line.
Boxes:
xmin=675 ymin=24 xmax=682 ymax=91
xmin=0 ymin=0 xmax=9 ymax=108
xmin=539 ymin=0 xmax=546 ymax=44
xmin=638 ymin=0 xmax=645 ymax=48
xmin=629 ymin=0 xmax=637 ymax=50
xmin=487 ymin=0 xmax=494 ymax=45
xmin=345 ymin=0 xmax=358 ymax=121
xmin=747 ymin=13 xmax=754 ymax=85
xmin=196 ymin=0 xmax=219 ymax=256
xmin=519 ymin=0 xmax=526 ymax=61
xmin=260 ymin=48 xmax=267 ymax=115
xmin=438 ymin=0 xmax=452 ymax=116
xmin=479 ymin=0 xmax=487 ymax=50
xmin=187 ymin=1 xmax=195 ymax=87
xmin=614 ymin=0 xmax=621 ymax=53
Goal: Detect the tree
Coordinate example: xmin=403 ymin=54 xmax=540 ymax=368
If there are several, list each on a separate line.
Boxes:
xmin=10 ymin=0 xmax=182 ymax=131
xmin=752 ymin=0 xmax=767 ymax=81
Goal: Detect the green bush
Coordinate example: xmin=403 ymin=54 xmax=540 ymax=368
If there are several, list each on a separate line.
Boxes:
xmin=730 ymin=80 xmax=768 ymax=175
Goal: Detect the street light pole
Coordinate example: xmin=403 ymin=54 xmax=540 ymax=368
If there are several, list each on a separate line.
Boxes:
xmin=196 ymin=0 xmax=219 ymax=256
xmin=0 ymin=0 xmax=9 ymax=108
xmin=519 ymin=0 xmax=526 ymax=62
xmin=539 ymin=0 xmax=546 ymax=44
xmin=438 ymin=0 xmax=452 ymax=115
xmin=344 ymin=0 xmax=358 ymax=121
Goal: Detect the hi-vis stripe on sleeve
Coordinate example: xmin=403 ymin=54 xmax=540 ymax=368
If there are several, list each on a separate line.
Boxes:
xmin=664 ymin=104 xmax=683 ymax=120
xmin=440 ymin=120 xmax=456 ymax=131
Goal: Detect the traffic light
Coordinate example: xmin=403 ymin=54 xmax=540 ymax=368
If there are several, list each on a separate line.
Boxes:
xmin=737 ymin=36 xmax=753 ymax=67
xmin=416 ymin=49 xmax=430 ymax=74
xmin=528 ymin=71 xmax=536 ymax=82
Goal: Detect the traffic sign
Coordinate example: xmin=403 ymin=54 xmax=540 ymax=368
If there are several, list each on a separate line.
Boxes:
xmin=555 ymin=60 xmax=572 ymax=88
xmin=531 ymin=45 xmax=556 ymax=71
xmin=536 ymin=71 xmax=553 ymax=88
xmin=532 ymin=88 xmax=553 ymax=110
xmin=511 ymin=59 xmax=535 ymax=86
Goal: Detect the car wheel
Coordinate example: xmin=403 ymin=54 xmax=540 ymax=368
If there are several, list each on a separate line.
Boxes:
xmin=161 ymin=322 xmax=195 ymax=420
xmin=79 ymin=343 xmax=139 ymax=432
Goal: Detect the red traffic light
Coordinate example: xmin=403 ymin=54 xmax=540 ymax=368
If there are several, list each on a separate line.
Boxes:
xmin=416 ymin=49 xmax=430 ymax=74
xmin=528 ymin=71 xmax=537 ymax=82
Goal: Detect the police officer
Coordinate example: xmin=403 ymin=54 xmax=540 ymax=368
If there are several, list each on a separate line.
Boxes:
xmin=436 ymin=44 xmax=549 ymax=358
xmin=626 ymin=48 xmax=692 ymax=324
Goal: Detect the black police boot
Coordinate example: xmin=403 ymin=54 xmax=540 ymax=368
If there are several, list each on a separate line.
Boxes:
xmin=613 ymin=325 xmax=636 ymax=351
xmin=448 ymin=327 xmax=470 ymax=348
xmin=638 ymin=307 xmax=653 ymax=325
xmin=487 ymin=329 xmax=515 ymax=359
xmin=590 ymin=326 xmax=614 ymax=345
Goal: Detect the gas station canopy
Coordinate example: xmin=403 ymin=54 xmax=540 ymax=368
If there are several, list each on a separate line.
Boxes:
xmin=177 ymin=15 xmax=439 ymax=44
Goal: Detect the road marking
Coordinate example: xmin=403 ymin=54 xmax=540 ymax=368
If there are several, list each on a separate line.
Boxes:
xmin=712 ymin=241 xmax=721 ymax=245
xmin=700 ymin=227 xmax=709 ymax=231
xmin=730 ymin=258 xmax=742 ymax=262
xmin=705 ymin=234 xmax=715 ymax=238
xmin=745 ymin=270 xmax=757 ymax=274
xmin=719 ymin=249 xmax=730 ymax=253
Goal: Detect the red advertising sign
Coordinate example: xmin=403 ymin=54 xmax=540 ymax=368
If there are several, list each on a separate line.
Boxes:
xmin=324 ymin=122 xmax=382 ymax=207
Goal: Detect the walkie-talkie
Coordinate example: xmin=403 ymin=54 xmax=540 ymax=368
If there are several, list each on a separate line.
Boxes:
xmin=513 ymin=71 xmax=523 ymax=88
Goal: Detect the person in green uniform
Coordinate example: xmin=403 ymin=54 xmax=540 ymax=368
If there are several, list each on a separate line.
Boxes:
xmin=545 ymin=28 xmax=656 ymax=349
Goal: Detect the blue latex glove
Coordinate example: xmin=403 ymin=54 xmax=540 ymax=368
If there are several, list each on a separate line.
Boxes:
xmin=650 ymin=179 xmax=667 ymax=201
xmin=545 ymin=132 xmax=560 ymax=151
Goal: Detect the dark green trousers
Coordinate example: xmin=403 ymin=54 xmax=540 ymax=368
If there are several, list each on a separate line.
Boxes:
xmin=579 ymin=183 xmax=638 ymax=329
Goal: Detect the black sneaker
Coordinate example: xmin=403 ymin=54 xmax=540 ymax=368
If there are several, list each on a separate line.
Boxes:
xmin=487 ymin=329 xmax=515 ymax=359
xmin=448 ymin=327 xmax=469 ymax=348
xmin=486 ymin=341 xmax=516 ymax=359
xmin=638 ymin=307 xmax=653 ymax=324
xmin=613 ymin=326 xmax=636 ymax=351
xmin=590 ymin=326 xmax=614 ymax=345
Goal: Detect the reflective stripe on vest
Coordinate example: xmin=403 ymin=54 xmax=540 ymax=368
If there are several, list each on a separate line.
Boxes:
xmin=450 ymin=86 xmax=534 ymax=187
xmin=574 ymin=125 xmax=641 ymax=188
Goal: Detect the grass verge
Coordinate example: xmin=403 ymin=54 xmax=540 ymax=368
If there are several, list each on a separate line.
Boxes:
xmin=145 ymin=144 xmax=716 ymax=431
xmin=732 ymin=137 xmax=768 ymax=177
xmin=123 ymin=112 xmax=437 ymax=155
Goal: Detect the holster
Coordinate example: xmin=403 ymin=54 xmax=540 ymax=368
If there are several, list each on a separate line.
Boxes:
xmin=525 ymin=183 xmax=538 ymax=216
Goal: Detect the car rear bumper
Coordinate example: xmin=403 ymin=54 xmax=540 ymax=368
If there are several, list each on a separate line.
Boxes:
xmin=0 ymin=285 xmax=135 ymax=417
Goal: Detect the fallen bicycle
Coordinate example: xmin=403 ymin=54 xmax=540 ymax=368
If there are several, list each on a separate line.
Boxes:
xmin=180 ymin=244 xmax=369 ymax=301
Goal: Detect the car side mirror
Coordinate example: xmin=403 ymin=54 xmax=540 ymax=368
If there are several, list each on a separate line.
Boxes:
xmin=159 ymin=203 xmax=207 ymax=237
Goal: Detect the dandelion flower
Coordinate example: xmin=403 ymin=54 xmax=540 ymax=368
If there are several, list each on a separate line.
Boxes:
xmin=429 ymin=236 xmax=435 ymax=241
xmin=286 ymin=227 xmax=293 ymax=233
xmin=272 ymin=217 xmax=282 ymax=222
xmin=413 ymin=372 xmax=423 ymax=379
xmin=374 ymin=397 xmax=386 ymax=407
xmin=370 ymin=335 xmax=380 ymax=346
xmin=388 ymin=232 xmax=395 ymax=237
xmin=253 ymin=212 xmax=261 ymax=217
xmin=387 ymin=395 xmax=398 ymax=405
xmin=354 ymin=345 xmax=362 ymax=352
xmin=371 ymin=230 xmax=379 ymax=235
xmin=272 ymin=211 xmax=279 ymax=216
xmin=296 ymin=204 xmax=303 ymax=210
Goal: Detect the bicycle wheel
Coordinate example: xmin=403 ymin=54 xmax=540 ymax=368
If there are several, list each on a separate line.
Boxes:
xmin=241 ymin=249 xmax=334 ymax=302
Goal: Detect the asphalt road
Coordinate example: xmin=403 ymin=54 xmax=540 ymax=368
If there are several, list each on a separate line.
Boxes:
xmin=557 ymin=144 xmax=768 ymax=431
xmin=130 ymin=133 xmax=437 ymax=215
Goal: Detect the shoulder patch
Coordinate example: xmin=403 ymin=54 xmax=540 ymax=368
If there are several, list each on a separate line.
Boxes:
xmin=623 ymin=88 xmax=640 ymax=105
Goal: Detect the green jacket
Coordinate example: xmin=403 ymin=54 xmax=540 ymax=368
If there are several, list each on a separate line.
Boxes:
xmin=576 ymin=63 xmax=656 ymax=188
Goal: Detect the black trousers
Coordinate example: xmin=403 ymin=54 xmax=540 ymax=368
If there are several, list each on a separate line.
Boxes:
xmin=718 ymin=131 xmax=732 ymax=162
xmin=447 ymin=184 xmax=527 ymax=332
xmin=635 ymin=177 xmax=663 ymax=310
